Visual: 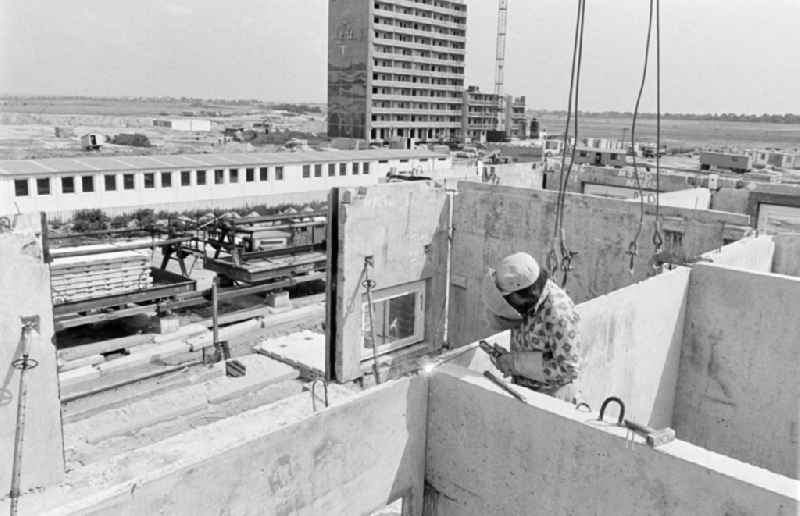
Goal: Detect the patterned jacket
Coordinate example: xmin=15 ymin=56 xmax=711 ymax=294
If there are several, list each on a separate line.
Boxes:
xmin=509 ymin=280 xmax=581 ymax=393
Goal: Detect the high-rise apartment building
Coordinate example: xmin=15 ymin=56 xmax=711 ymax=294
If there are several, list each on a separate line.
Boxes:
xmin=328 ymin=0 xmax=467 ymax=146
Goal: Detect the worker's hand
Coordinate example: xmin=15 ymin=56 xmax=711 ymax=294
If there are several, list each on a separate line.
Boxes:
xmin=495 ymin=353 xmax=515 ymax=377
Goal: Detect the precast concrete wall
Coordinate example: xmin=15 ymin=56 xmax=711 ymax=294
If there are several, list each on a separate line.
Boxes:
xmin=701 ymin=235 xmax=775 ymax=272
xmin=424 ymin=366 xmax=799 ymax=516
xmin=772 ymin=233 xmax=800 ymax=277
xmin=575 ymin=268 xmax=690 ymax=428
xmin=0 ymin=213 xmax=65 ymax=491
xmin=8 ymin=376 xmax=429 ymax=516
xmin=655 ymin=187 xmax=711 ymax=209
xmin=675 ymin=264 xmax=800 ymax=478
xmin=449 ymin=182 xmax=750 ymax=346
xmin=329 ymin=182 xmax=450 ymax=381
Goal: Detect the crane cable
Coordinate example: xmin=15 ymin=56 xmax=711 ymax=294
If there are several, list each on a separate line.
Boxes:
xmin=549 ymin=0 xmax=587 ymax=287
xmin=652 ymin=0 xmax=664 ymax=254
xmin=625 ymin=0 xmax=655 ymax=273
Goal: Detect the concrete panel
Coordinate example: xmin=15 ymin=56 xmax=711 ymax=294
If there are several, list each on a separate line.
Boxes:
xmin=449 ymin=182 xmax=750 ymax=346
xmin=712 ymin=188 xmax=751 ymax=214
xmin=701 ymin=235 xmax=775 ymax=272
xmin=9 ymin=376 xmax=429 ymax=516
xmin=0 ymin=213 xmax=65 ymax=491
xmin=331 ymin=182 xmax=450 ymax=381
xmin=675 ymin=264 xmax=800 ymax=478
xmin=575 ymin=267 xmax=690 ymax=427
xmin=772 ymin=233 xmax=800 ymax=277
xmin=425 ymin=367 xmax=798 ymax=516
xmin=655 ymin=188 xmax=711 ymax=210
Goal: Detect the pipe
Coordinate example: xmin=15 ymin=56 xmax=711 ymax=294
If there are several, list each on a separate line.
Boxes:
xmin=9 ymin=316 xmax=40 ymax=516
xmin=442 ymin=190 xmax=454 ymax=346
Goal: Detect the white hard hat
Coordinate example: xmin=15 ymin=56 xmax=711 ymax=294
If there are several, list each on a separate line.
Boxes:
xmin=494 ymin=252 xmax=541 ymax=295
xmin=482 ymin=269 xmax=523 ymax=321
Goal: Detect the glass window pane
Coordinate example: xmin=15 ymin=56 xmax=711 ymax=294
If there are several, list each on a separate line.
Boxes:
xmin=37 ymin=178 xmax=50 ymax=195
xmin=82 ymin=175 xmax=94 ymax=192
xmin=123 ymin=174 xmax=135 ymax=190
xmin=62 ymin=176 xmax=75 ymax=193
xmin=104 ymin=174 xmax=116 ymax=191
xmin=14 ymin=179 xmax=29 ymax=196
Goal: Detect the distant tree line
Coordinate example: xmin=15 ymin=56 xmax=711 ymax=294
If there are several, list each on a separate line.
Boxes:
xmin=533 ymin=110 xmax=800 ymax=124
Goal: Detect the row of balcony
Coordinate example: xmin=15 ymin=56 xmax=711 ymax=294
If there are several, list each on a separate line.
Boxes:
xmin=379 ymin=0 xmax=467 ymax=19
xmin=373 ymin=6 xmax=465 ymax=30
xmin=373 ymin=49 xmax=464 ymax=67
xmin=372 ymin=35 xmax=465 ymax=54
xmin=372 ymin=79 xmax=464 ymax=92
xmin=371 ymin=120 xmax=462 ymax=129
xmin=372 ymin=92 xmax=463 ymax=104
xmin=372 ymin=65 xmax=463 ymax=80
xmin=374 ymin=20 xmax=465 ymax=42
xmin=372 ymin=106 xmax=462 ymax=115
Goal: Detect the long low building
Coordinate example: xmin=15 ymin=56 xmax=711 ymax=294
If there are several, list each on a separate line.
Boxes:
xmin=0 ymin=149 xmax=451 ymax=216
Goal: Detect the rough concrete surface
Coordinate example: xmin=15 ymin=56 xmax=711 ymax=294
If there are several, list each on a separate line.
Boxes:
xmin=575 ymin=267 xmax=690 ymax=427
xmin=0 ymin=213 xmax=65 ymax=491
xmin=256 ymin=330 xmax=326 ymax=377
xmin=449 ymin=182 xmax=750 ymax=346
xmin=7 ymin=376 xmax=426 ymax=516
xmin=425 ymin=366 xmax=798 ymax=516
xmin=64 ymin=354 xmax=296 ymax=445
xmin=331 ymin=182 xmax=450 ymax=381
xmin=675 ymin=264 xmax=800 ymax=479
xmin=772 ymin=233 xmax=800 ymax=277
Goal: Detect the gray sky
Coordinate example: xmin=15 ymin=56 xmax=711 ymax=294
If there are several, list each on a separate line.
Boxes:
xmin=1 ymin=0 xmax=798 ymax=113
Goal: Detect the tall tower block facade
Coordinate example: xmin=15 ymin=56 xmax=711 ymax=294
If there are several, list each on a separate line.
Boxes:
xmin=328 ymin=0 xmax=467 ymax=146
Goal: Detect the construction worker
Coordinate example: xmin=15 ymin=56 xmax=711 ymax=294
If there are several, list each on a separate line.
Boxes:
xmin=482 ymin=252 xmax=582 ymax=403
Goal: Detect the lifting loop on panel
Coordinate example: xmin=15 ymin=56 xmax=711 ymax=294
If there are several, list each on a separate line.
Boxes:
xmin=598 ymin=396 xmax=626 ymax=426
xmin=310 ymin=377 xmax=329 ymax=412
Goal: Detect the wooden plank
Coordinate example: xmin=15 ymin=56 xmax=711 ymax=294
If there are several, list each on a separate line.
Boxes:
xmin=55 ymin=305 xmax=158 ymax=331
xmin=53 ymin=278 xmax=196 ymax=315
xmin=58 ymin=334 xmax=154 ymax=362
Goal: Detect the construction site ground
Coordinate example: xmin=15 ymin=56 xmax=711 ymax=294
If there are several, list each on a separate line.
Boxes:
xmin=57 ymin=285 xmax=329 ymax=473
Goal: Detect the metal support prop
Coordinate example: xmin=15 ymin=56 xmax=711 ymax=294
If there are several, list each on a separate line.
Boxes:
xmin=362 ymin=257 xmax=381 ymax=385
xmin=211 ymin=277 xmax=220 ymax=361
xmin=9 ymin=315 xmax=40 ymax=516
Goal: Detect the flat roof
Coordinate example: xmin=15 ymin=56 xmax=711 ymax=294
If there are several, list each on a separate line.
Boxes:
xmin=0 ymin=149 xmax=448 ymax=177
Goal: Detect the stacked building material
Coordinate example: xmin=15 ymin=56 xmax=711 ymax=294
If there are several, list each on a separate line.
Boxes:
xmin=50 ymin=247 xmax=153 ymax=304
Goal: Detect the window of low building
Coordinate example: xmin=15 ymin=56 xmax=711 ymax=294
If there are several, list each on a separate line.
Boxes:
xmin=105 ymin=174 xmax=117 ymax=191
xmin=82 ymin=175 xmax=94 ymax=192
xmin=62 ymin=176 xmax=76 ymax=193
xmin=14 ymin=179 xmax=29 ymax=197
xmin=37 ymin=178 xmax=50 ymax=195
